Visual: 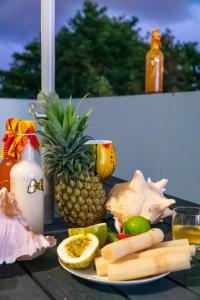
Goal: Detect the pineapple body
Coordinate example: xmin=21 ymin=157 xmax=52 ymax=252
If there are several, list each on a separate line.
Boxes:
xmin=55 ymin=173 xmax=106 ymax=227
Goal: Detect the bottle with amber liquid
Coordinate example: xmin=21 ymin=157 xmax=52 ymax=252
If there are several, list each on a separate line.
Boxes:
xmin=145 ymin=29 xmax=164 ymax=93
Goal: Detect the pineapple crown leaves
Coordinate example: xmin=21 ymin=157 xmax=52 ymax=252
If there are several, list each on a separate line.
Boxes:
xmin=62 ymin=95 xmax=93 ymax=143
xmin=42 ymin=142 xmax=94 ymax=180
xmin=37 ymin=92 xmax=92 ymax=143
xmin=36 ymin=92 xmax=95 ymax=179
xmin=40 ymin=92 xmax=64 ymax=125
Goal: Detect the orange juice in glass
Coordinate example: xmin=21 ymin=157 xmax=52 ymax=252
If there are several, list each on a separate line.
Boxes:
xmin=172 ymin=206 xmax=200 ymax=245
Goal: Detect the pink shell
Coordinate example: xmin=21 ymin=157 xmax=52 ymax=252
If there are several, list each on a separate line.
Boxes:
xmin=0 ymin=188 xmax=56 ymax=264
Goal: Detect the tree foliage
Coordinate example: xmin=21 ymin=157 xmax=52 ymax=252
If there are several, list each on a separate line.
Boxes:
xmin=0 ymin=1 xmax=200 ymax=99
xmin=161 ymin=29 xmax=200 ymax=92
xmin=0 ymin=41 xmax=40 ymax=98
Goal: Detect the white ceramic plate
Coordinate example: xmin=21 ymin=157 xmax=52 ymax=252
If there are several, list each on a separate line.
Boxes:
xmin=59 ymin=259 xmax=170 ymax=286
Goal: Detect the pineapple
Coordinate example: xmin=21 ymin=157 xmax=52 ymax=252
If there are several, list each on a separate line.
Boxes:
xmin=37 ymin=92 xmax=106 ymax=227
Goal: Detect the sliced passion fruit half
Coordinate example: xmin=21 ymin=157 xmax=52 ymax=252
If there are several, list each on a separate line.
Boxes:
xmin=57 ymin=233 xmax=99 ymax=269
xmin=68 ymin=223 xmax=108 ymax=247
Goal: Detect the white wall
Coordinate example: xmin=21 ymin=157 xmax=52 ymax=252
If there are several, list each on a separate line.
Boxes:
xmin=0 ymin=99 xmax=34 ymax=136
xmin=0 ymin=91 xmax=200 ymax=204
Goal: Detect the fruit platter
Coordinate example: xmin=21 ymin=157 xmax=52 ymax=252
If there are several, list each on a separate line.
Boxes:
xmin=57 ymin=220 xmax=194 ymax=284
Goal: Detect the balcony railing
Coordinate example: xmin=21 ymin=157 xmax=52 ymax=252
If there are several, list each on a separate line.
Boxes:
xmin=0 ymin=90 xmax=200 ymax=204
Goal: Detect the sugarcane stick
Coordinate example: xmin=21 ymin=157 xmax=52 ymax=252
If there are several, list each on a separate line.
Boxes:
xmin=95 ymin=245 xmax=194 ymax=277
xmin=133 ymin=245 xmax=196 ymax=258
xmin=95 ymin=256 xmax=108 ymax=276
xmin=121 ymin=245 xmax=195 ymax=260
xmin=149 ymin=239 xmax=189 ymax=249
xmin=107 ymin=251 xmax=191 ymax=281
xmin=101 ymin=228 xmax=164 ymax=262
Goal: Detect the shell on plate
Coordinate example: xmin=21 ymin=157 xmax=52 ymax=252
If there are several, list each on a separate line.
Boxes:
xmin=0 ymin=187 xmax=56 ymax=264
xmin=106 ymin=170 xmax=176 ymax=225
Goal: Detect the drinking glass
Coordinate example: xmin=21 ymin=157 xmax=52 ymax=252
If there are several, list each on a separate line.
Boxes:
xmin=86 ymin=140 xmax=117 ymax=181
xmin=172 ymin=206 xmax=200 ymax=246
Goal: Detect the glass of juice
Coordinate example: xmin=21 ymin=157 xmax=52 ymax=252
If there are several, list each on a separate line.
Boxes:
xmin=172 ymin=206 xmax=200 ymax=246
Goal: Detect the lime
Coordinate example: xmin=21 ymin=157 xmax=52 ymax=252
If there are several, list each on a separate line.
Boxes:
xmin=68 ymin=223 xmax=108 ymax=247
xmin=123 ymin=216 xmax=151 ymax=235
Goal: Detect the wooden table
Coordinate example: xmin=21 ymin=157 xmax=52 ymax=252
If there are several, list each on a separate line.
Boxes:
xmin=1 ymin=177 xmax=200 ymax=300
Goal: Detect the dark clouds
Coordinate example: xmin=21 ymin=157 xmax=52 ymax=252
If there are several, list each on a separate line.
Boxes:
xmin=0 ymin=0 xmax=199 ymax=42
xmin=0 ymin=0 xmax=200 ymax=69
xmin=95 ymin=0 xmax=192 ymax=23
xmin=0 ymin=0 xmax=40 ymax=42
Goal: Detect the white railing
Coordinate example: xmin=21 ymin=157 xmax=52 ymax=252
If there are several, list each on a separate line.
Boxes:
xmin=0 ymin=91 xmax=200 ymax=204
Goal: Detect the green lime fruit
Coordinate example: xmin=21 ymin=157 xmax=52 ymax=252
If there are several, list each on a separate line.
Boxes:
xmin=123 ymin=216 xmax=151 ymax=235
xmin=57 ymin=233 xmax=99 ymax=269
xmin=68 ymin=223 xmax=108 ymax=247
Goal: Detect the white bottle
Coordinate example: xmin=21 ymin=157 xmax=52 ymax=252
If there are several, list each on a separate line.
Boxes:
xmin=10 ymin=139 xmax=44 ymax=233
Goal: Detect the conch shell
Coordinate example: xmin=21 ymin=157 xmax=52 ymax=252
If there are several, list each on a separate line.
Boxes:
xmin=0 ymin=188 xmax=56 ymax=264
xmin=106 ymin=170 xmax=176 ymax=224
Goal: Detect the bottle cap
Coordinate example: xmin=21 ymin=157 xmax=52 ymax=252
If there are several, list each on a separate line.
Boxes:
xmin=151 ymin=28 xmax=161 ymax=45
xmin=17 ymin=120 xmax=36 ymax=134
xmin=0 ymin=119 xmax=40 ymax=160
xmin=0 ymin=118 xmax=20 ymax=159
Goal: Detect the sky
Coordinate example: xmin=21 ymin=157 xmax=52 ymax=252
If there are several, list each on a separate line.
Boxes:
xmin=0 ymin=0 xmax=200 ymax=70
